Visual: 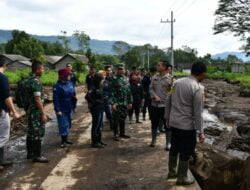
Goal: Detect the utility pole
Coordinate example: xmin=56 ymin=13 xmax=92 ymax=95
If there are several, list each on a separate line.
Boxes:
xmin=161 ymin=11 xmax=176 ymax=71
xmin=147 ymin=47 xmax=150 ymax=70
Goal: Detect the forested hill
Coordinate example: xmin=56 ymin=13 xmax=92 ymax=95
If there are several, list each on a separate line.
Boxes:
xmin=0 ymin=29 xmax=117 ymax=55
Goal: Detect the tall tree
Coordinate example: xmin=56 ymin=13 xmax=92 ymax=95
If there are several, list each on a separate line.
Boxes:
xmin=214 ymin=0 xmax=250 ymax=55
xmin=58 ymin=30 xmax=70 ymax=54
xmin=73 ymin=30 xmax=90 ymax=53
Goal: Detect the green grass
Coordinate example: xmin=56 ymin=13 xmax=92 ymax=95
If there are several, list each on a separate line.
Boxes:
xmin=208 ymin=71 xmax=250 ymax=88
xmin=174 ymin=66 xmax=250 ymax=89
xmin=5 ymin=69 xmax=87 ymax=86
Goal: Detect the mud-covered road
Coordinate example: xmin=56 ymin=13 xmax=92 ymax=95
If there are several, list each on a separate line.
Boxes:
xmin=0 ymin=94 xmax=200 ymax=190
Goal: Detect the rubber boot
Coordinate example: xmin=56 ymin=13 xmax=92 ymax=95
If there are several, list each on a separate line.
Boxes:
xmin=128 ymin=116 xmax=132 ymax=124
xmin=176 ymin=160 xmax=195 ymax=185
xmin=32 ymin=140 xmax=49 ymax=163
xmin=92 ymin=135 xmax=104 ymax=148
xmin=26 ymin=137 xmax=34 ymax=159
xmin=65 ymin=135 xmax=73 ymax=145
xmin=167 ymin=156 xmax=178 ymax=179
xmin=136 ymin=115 xmax=142 ymax=123
xmin=61 ymin=136 xmax=67 ymax=148
xmin=149 ymin=136 xmax=156 ymax=147
xmin=0 ymin=147 xmax=13 ymax=167
xmin=97 ymin=133 xmax=107 ymax=146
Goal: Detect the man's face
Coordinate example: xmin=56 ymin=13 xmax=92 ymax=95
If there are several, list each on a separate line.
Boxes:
xmin=157 ymin=63 xmax=165 ymax=72
xmin=106 ymin=68 xmax=112 ymax=76
xmin=197 ymin=72 xmax=207 ymax=82
xmin=90 ymin=68 xmax=96 ymax=75
xmin=36 ymin=65 xmax=44 ymax=77
xmin=67 ymin=65 xmax=73 ymax=71
xmin=117 ymin=68 xmax=125 ymax=76
xmin=168 ymin=67 xmax=172 ymax=74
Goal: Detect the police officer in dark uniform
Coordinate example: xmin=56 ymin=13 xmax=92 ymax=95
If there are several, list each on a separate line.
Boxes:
xmin=128 ymin=72 xmax=144 ymax=124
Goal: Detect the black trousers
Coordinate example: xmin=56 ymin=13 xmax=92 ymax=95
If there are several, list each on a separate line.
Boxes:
xmin=150 ymin=106 xmax=166 ymax=139
xmin=170 ymin=127 xmax=197 ymax=161
xmin=142 ymin=96 xmax=151 ymax=118
xmin=128 ymin=102 xmax=140 ymax=118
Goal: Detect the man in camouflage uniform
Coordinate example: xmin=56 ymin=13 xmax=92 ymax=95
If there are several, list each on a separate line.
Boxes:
xmin=26 ymin=61 xmax=49 ymax=163
xmin=110 ymin=64 xmax=133 ymax=141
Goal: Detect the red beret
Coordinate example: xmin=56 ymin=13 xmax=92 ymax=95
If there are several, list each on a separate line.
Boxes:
xmin=58 ymin=68 xmax=71 ymax=79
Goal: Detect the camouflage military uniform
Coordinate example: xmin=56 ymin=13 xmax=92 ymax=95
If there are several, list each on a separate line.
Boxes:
xmin=27 ymin=76 xmax=45 ymax=141
xmin=110 ymin=74 xmax=132 ymax=137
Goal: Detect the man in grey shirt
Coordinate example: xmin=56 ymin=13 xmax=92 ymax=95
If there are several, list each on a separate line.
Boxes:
xmin=165 ymin=61 xmax=207 ymax=186
xmin=149 ymin=61 xmax=173 ymax=148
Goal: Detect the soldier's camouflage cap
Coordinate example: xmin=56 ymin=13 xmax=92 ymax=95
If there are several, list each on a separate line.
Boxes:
xmin=116 ymin=63 xmax=125 ymax=69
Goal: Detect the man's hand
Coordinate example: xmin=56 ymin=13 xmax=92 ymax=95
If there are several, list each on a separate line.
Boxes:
xmin=57 ymin=112 xmax=62 ymax=116
xmin=11 ymin=111 xmax=21 ymax=119
xmin=165 ymin=120 xmax=170 ymax=129
xmin=128 ymin=104 xmax=132 ymax=110
xmin=112 ymin=104 xmax=117 ymax=111
xmin=41 ymin=114 xmax=49 ymax=123
xmin=154 ymin=96 xmax=161 ymax=102
xmin=198 ymin=133 xmax=205 ymax=143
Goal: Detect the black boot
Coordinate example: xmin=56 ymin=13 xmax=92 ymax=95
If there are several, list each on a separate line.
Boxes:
xmin=61 ymin=136 xmax=67 ymax=148
xmin=91 ymin=136 xmax=104 ymax=148
xmin=26 ymin=137 xmax=34 ymax=159
xmin=32 ymin=140 xmax=49 ymax=163
xmin=149 ymin=133 xmax=157 ymax=147
xmin=65 ymin=135 xmax=73 ymax=145
xmin=128 ymin=116 xmax=132 ymax=124
xmin=136 ymin=115 xmax=142 ymax=123
xmin=0 ymin=147 xmax=13 ymax=167
xmin=97 ymin=133 xmax=107 ymax=146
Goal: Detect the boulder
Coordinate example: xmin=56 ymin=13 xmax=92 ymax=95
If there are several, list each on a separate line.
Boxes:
xmin=240 ymin=88 xmax=250 ymax=97
xmin=191 ymin=144 xmax=245 ymax=190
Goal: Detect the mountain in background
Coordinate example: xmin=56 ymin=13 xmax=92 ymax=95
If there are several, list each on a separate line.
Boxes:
xmin=0 ymin=29 xmax=117 ymax=55
xmin=212 ymin=51 xmax=250 ymax=62
xmin=1 ymin=29 xmax=250 ymax=60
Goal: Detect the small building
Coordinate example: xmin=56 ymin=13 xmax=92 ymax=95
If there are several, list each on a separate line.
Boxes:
xmin=44 ymin=55 xmax=62 ymax=70
xmin=0 ymin=54 xmax=30 ymax=65
xmin=231 ymin=62 xmax=250 ymax=73
xmin=54 ymin=53 xmax=89 ymax=71
xmin=7 ymin=60 xmax=32 ymax=71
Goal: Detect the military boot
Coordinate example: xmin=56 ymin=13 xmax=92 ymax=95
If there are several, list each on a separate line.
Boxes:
xmin=136 ymin=115 xmax=142 ymax=123
xmin=176 ymin=160 xmax=195 ymax=185
xmin=167 ymin=156 xmax=178 ymax=179
xmin=32 ymin=140 xmax=49 ymax=163
xmin=0 ymin=147 xmax=13 ymax=167
xmin=26 ymin=137 xmax=34 ymax=159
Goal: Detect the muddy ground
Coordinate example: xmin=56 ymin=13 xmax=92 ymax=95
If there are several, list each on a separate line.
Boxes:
xmin=0 ymin=93 xmax=200 ymax=190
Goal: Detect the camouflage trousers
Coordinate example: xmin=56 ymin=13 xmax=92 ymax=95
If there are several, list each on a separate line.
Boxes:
xmin=27 ymin=109 xmax=45 ymax=141
xmin=112 ymin=105 xmax=128 ymax=136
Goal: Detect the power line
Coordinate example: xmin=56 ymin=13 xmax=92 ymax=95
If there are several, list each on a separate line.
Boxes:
xmin=161 ymin=11 xmax=176 ymax=71
xmin=175 ymin=0 xmax=199 ymax=18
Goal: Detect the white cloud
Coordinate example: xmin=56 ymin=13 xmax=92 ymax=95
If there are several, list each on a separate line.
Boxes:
xmin=0 ymin=0 xmax=244 ymax=55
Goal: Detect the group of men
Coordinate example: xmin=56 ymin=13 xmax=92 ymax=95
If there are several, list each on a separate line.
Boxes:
xmin=0 ymin=56 xmax=207 ymax=186
xmin=85 ymin=60 xmax=207 ymax=186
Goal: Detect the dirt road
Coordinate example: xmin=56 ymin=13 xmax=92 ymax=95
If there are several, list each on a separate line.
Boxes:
xmin=0 ymin=96 xmax=200 ymax=190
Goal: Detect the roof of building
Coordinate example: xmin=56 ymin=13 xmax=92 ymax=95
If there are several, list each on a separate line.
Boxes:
xmin=55 ymin=53 xmax=89 ymax=65
xmin=45 ymin=55 xmax=63 ymax=64
xmin=9 ymin=60 xmax=32 ymax=66
xmin=1 ymin=54 xmax=30 ymax=62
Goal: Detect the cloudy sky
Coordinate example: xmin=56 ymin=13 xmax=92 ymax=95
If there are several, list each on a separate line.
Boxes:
xmin=0 ymin=0 xmax=244 ymax=55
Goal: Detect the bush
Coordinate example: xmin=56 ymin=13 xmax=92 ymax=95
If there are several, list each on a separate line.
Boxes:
xmin=5 ymin=68 xmax=87 ymax=86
